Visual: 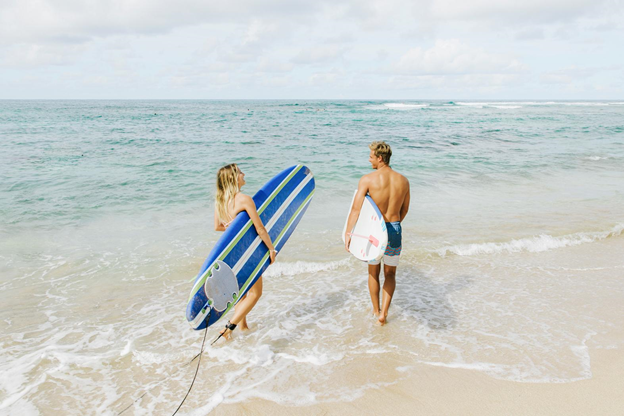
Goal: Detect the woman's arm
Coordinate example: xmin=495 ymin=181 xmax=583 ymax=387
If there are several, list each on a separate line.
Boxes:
xmin=214 ymin=209 xmax=226 ymax=232
xmin=239 ymin=194 xmax=276 ymax=263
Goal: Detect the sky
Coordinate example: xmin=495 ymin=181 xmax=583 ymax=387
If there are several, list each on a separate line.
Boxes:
xmin=1 ymin=0 xmax=623 ymax=99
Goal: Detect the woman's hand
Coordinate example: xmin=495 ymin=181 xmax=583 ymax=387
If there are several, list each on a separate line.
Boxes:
xmin=269 ymin=249 xmax=277 ymax=264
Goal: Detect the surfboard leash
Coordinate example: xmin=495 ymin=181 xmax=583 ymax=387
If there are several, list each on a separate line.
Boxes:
xmin=171 ymin=325 xmax=209 ymax=416
xmin=116 ymin=326 xmax=208 ymax=416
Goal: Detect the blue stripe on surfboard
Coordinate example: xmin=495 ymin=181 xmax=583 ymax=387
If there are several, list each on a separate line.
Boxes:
xmin=189 ymin=165 xmax=303 ymax=299
xmin=186 ymin=165 xmax=305 ymax=325
xmin=194 ymin=165 xmax=299 ymax=279
xmin=365 ymin=195 xmax=384 ymax=220
xmin=222 ymin=167 xmax=307 ymax=267
xmin=202 ymin=187 xmax=315 ymax=328
xmin=234 ymin=180 xmax=315 ymax=284
xmin=186 ymin=166 xmax=314 ymax=329
xmin=204 ymin=187 xmax=315 ymax=328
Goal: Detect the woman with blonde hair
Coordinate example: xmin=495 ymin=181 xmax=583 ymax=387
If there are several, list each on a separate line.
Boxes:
xmin=213 ymin=163 xmax=276 ymax=340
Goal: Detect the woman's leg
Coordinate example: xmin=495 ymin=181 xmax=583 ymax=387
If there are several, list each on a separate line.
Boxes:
xmin=234 ymin=294 xmax=249 ymax=330
xmin=221 ymin=277 xmax=263 ymax=338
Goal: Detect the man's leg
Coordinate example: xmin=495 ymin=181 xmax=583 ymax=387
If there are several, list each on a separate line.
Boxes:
xmin=379 ymin=264 xmax=397 ymax=325
xmin=368 ymin=264 xmax=382 ymax=316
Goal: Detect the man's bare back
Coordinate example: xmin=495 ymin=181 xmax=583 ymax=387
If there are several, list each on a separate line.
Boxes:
xmin=362 ymin=167 xmax=410 ymax=223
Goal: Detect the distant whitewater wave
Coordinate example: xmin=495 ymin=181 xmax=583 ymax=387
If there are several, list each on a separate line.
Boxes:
xmin=436 ymin=223 xmax=624 ymax=256
xmin=562 ymin=102 xmax=610 ymax=106
xmin=455 ymin=101 xmax=622 ymax=108
xmin=263 ymin=258 xmax=351 ymax=278
xmin=382 ymin=103 xmax=428 ymax=109
xmin=454 ymin=102 xmax=522 ymax=109
xmin=456 ymin=102 xmax=488 ymax=106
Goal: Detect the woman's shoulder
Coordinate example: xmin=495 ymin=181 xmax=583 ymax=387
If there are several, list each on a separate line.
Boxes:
xmin=234 ymin=192 xmax=254 ymax=205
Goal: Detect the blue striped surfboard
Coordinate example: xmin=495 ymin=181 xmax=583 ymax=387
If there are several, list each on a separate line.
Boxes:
xmin=186 ymin=165 xmax=315 ymax=330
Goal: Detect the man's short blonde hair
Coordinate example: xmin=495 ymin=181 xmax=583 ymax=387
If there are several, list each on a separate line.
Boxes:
xmin=369 ymin=141 xmax=392 ymax=165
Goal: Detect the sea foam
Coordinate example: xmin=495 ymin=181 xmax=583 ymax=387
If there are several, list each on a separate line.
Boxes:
xmin=382 ymin=103 xmax=428 ymax=109
xmin=436 ymin=223 xmax=624 ymax=256
xmin=263 ymin=258 xmax=351 ymax=278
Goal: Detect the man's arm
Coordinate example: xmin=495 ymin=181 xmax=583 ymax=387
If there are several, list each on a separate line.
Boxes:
xmin=344 ymin=176 xmax=369 ymax=251
xmin=399 ymin=179 xmax=410 ymax=222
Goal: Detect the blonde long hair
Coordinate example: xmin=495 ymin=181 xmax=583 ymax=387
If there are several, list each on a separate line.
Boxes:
xmin=215 ymin=163 xmax=240 ymax=224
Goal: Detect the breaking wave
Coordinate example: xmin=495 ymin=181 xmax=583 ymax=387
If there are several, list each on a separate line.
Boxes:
xmin=436 ymin=224 xmax=624 ymax=256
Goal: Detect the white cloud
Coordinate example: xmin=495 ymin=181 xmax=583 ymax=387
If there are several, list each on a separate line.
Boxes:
xmin=395 ymin=40 xmax=527 ymax=75
xmin=221 ymin=51 xmax=257 ymax=64
xmin=257 ymin=58 xmax=294 ymax=73
xmin=335 ymin=0 xmax=423 ymax=31
xmin=387 ymin=73 xmax=527 ymax=92
xmin=0 ymin=1 xmax=322 ymax=45
xmin=170 ymin=70 xmax=231 ymax=89
xmin=1 ymin=1 xmax=623 ymax=98
xmin=194 ymin=38 xmax=219 ymax=56
xmin=1 ymin=0 xmax=621 ymax=49
xmin=540 ymin=65 xmax=611 ymax=84
xmin=309 ymin=72 xmax=340 ymax=86
xmin=430 ymin=0 xmax=617 ymax=24
xmin=515 ymin=27 xmax=545 ymax=40
xmin=292 ymin=45 xmax=346 ymax=65
xmin=260 ymin=75 xmax=294 ymax=88
xmin=1 ymin=43 xmax=86 ymax=68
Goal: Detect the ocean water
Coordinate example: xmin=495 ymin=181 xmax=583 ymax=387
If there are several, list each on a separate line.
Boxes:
xmin=1 ymin=100 xmax=623 ymax=414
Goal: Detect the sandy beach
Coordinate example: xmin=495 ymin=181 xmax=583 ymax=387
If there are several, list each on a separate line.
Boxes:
xmin=212 ymin=346 xmax=623 ymax=415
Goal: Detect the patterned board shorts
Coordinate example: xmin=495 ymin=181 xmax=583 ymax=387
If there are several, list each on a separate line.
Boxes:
xmin=368 ymin=221 xmax=402 ymax=267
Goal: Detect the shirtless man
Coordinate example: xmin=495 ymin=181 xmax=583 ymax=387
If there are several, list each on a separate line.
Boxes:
xmin=344 ymin=141 xmax=410 ymax=326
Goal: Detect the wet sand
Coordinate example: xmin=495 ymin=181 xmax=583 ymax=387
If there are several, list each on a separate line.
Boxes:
xmin=211 ymin=347 xmax=623 ymax=415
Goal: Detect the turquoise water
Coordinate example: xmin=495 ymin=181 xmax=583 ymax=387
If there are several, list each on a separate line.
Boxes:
xmin=1 ymin=100 xmax=624 ymax=414
xmin=2 ymin=101 xmax=623 ymax=232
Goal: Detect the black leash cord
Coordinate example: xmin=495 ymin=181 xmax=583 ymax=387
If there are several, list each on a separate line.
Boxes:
xmin=116 ymin=326 xmax=208 ymax=415
xmin=171 ymin=326 xmax=209 ymax=415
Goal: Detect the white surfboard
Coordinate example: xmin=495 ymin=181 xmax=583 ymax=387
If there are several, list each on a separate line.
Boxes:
xmin=342 ymin=191 xmax=388 ymax=262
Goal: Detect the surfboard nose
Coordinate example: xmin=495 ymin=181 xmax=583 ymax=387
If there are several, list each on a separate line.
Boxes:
xmin=187 ymin=300 xmax=212 ymax=330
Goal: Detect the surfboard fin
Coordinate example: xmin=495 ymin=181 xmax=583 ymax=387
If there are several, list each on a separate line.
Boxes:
xmin=204 ymin=261 xmax=240 ymax=313
xmin=348 ymin=232 xmax=379 ymax=247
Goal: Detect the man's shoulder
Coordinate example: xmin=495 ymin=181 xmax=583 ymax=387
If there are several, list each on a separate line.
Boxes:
xmin=359 ymin=171 xmax=376 ymax=182
xmin=391 ymin=169 xmax=409 ymax=183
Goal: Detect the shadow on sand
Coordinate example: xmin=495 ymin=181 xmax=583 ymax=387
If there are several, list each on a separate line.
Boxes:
xmin=391 ymin=264 xmax=473 ymax=331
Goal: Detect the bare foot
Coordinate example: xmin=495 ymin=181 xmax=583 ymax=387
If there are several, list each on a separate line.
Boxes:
xmin=371 ymin=308 xmax=380 ymax=317
xmin=219 ymin=327 xmax=234 ymax=341
xmin=377 ymin=315 xmax=387 ymax=326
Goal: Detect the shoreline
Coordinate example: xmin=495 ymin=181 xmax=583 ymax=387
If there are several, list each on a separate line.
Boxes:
xmin=210 ymin=346 xmax=623 ymax=415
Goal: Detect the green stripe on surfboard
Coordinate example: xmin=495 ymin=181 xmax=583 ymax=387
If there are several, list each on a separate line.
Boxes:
xmin=188 ymin=165 xmax=305 ymax=301
xmin=217 ymin=189 xmax=315 ymax=319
